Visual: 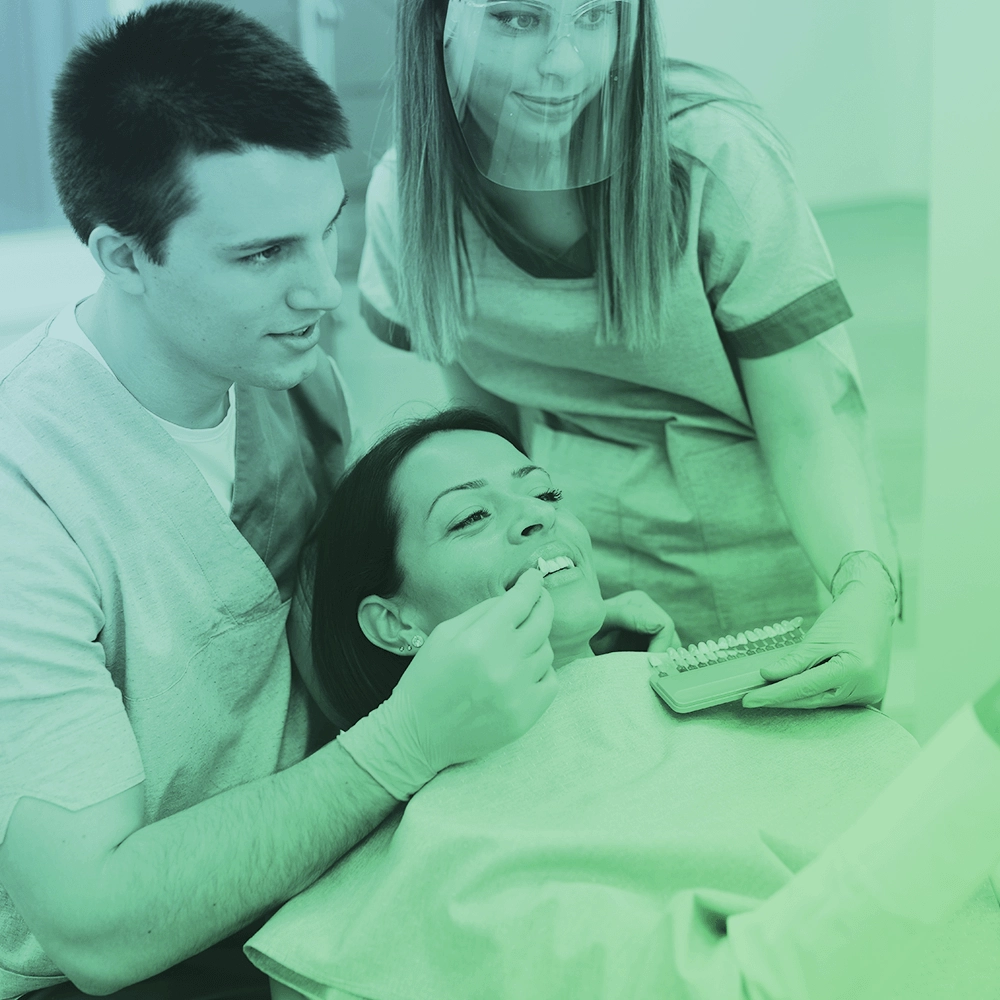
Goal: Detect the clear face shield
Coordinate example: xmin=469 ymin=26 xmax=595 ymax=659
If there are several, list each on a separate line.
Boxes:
xmin=443 ymin=0 xmax=639 ymax=191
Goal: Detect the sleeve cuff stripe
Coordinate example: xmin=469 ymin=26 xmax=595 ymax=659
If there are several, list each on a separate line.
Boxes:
xmin=359 ymin=294 xmax=412 ymax=352
xmin=720 ymin=280 xmax=854 ymax=359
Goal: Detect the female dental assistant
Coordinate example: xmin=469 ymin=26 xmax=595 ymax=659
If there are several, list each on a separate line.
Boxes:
xmin=358 ymin=0 xmax=900 ymax=709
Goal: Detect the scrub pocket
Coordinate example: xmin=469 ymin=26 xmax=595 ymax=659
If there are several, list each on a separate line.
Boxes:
xmin=123 ymin=596 xmax=301 ymax=822
xmin=666 ymin=423 xmax=825 ymax=638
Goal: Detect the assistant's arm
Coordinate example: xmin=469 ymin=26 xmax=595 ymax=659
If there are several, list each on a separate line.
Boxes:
xmin=738 ymin=331 xmax=898 ymax=707
xmin=739 ymin=331 xmax=896 ymax=590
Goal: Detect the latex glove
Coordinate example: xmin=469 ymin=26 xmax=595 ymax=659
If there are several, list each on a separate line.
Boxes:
xmin=742 ymin=578 xmax=894 ymax=709
xmin=600 ymin=590 xmax=683 ymax=653
xmin=337 ymin=569 xmax=557 ymax=799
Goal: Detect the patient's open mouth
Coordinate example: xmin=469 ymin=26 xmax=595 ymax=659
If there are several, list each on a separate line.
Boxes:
xmin=536 ymin=555 xmax=575 ymax=578
xmin=504 ymin=554 xmax=579 ymax=590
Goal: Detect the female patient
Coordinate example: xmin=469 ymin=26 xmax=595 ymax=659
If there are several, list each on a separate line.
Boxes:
xmin=249 ymin=410 xmax=1000 ymax=1000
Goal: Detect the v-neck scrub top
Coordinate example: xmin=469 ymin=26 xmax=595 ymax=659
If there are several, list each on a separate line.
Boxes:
xmin=0 ymin=312 xmax=350 ymax=994
xmin=358 ymin=97 xmax=862 ymax=643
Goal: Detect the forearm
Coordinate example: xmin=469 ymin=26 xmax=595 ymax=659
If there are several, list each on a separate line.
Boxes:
xmin=742 ymin=337 xmax=898 ymax=591
xmin=758 ymin=415 xmax=895 ymax=590
xmin=63 ymin=741 xmax=396 ymax=992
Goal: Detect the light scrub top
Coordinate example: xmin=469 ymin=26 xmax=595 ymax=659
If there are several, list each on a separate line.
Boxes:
xmin=0 ymin=309 xmax=351 ymax=996
xmin=47 ymin=302 xmax=238 ymax=513
xmin=245 ymin=655 xmax=1000 ymax=1000
xmin=358 ymin=96 xmax=870 ymax=643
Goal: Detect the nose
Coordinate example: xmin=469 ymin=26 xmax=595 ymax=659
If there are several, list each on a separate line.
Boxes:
xmin=508 ymin=495 xmax=557 ymax=542
xmin=285 ymin=242 xmax=343 ymax=314
xmin=537 ymin=33 xmax=584 ymax=78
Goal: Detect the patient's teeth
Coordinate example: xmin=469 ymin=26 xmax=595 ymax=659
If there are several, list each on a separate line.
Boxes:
xmin=535 ymin=555 xmax=576 ymax=577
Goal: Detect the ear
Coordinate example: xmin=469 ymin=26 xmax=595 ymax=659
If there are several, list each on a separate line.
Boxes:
xmin=358 ymin=596 xmax=427 ymax=657
xmin=87 ymin=225 xmax=148 ymax=296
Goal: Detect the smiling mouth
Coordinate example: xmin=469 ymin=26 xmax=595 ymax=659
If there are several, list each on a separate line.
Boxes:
xmin=537 ymin=555 xmax=575 ymax=577
xmin=516 ymin=93 xmax=580 ymax=109
xmin=271 ymin=323 xmax=315 ymax=338
xmin=506 ymin=553 xmax=578 ymax=590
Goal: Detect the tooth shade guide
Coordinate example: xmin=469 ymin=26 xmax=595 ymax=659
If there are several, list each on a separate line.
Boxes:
xmin=649 ymin=617 xmax=807 ymax=712
xmin=669 ymin=618 xmax=805 ymax=673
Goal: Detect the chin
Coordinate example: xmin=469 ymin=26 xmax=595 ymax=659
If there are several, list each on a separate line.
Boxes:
xmin=549 ymin=587 xmax=606 ymax=648
xmin=248 ymin=353 xmax=321 ymax=392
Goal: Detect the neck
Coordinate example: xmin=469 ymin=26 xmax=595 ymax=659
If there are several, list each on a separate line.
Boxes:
xmin=484 ymin=185 xmax=586 ymax=256
xmin=550 ymin=634 xmax=597 ymax=670
xmin=77 ymin=284 xmax=231 ymax=428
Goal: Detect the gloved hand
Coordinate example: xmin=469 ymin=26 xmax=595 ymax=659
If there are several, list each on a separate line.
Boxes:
xmin=598 ymin=590 xmax=683 ymax=653
xmin=337 ymin=569 xmax=557 ymax=799
xmin=743 ymin=557 xmax=896 ymax=709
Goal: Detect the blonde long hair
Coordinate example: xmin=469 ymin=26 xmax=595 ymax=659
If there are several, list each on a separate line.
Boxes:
xmin=394 ymin=0 xmax=766 ymax=363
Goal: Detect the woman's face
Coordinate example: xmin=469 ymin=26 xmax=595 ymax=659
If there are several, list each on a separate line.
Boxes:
xmin=389 ymin=430 xmax=605 ymax=656
xmin=446 ymin=0 xmax=620 ymax=150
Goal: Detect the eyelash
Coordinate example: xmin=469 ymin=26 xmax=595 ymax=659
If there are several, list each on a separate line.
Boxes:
xmin=242 ymin=220 xmax=338 ymax=267
xmin=449 ymin=489 xmax=563 ymax=532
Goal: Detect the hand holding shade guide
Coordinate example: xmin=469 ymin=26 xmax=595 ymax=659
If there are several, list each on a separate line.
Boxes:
xmin=649 ymin=618 xmax=805 ymax=712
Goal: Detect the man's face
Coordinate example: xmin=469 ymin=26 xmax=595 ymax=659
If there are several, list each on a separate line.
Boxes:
xmin=136 ymin=147 xmax=346 ymax=394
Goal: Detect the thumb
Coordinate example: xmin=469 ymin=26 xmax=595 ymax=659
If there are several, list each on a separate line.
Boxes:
xmin=759 ymin=641 xmax=826 ymax=681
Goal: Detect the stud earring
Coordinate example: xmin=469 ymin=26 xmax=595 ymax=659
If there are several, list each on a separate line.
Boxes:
xmin=398 ymin=642 xmax=412 ymax=653
xmin=411 ymin=635 xmax=424 ymax=649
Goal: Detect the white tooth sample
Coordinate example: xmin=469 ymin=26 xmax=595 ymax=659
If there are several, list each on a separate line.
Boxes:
xmin=736 ymin=633 xmax=748 ymax=646
xmin=763 ymin=625 xmax=776 ymax=638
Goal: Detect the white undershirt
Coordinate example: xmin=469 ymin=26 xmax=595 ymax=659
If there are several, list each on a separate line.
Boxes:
xmin=47 ymin=303 xmax=237 ymax=515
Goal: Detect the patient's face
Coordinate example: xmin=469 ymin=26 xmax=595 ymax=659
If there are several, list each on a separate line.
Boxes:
xmin=390 ymin=430 xmax=605 ymax=649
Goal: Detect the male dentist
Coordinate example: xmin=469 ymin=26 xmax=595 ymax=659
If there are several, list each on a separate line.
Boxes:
xmin=0 ymin=4 xmax=555 ymax=996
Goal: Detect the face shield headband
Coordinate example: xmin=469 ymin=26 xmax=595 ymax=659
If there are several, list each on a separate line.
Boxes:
xmin=443 ymin=0 xmax=639 ymax=191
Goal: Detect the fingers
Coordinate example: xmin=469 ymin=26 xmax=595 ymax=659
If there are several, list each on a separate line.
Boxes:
xmin=758 ymin=644 xmax=829 ymax=682
xmin=743 ymin=657 xmax=847 ymax=709
xmin=514 ymin=586 xmax=555 ymax=656
xmin=605 ymin=592 xmax=672 ymax=633
xmin=647 ymin=626 xmax=683 ymax=653
xmin=487 ymin=568 xmax=547 ymax=629
xmin=439 ymin=568 xmax=546 ymax=636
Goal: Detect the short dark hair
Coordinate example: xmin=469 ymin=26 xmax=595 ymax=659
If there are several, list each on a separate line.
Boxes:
xmin=310 ymin=409 xmax=525 ymax=728
xmin=50 ymin=0 xmax=350 ymax=264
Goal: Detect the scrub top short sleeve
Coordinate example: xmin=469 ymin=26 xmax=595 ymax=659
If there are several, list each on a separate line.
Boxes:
xmin=0 ymin=464 xmax=145 ymax=841
xmin=678 ymin=103 xmax=853 ymax=359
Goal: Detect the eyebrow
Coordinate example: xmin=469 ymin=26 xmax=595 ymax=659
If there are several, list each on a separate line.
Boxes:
xmin=222 ymin=192 xmax=349 ymax=254
xmin=425 ymin=464 xmax=545 ymax=521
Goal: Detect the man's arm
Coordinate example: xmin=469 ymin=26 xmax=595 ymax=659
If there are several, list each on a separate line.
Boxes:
xmin=0 ymin=570 xmax=555 ymax=995
xmin=0 ymin=741 xmax=395 ymax=995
